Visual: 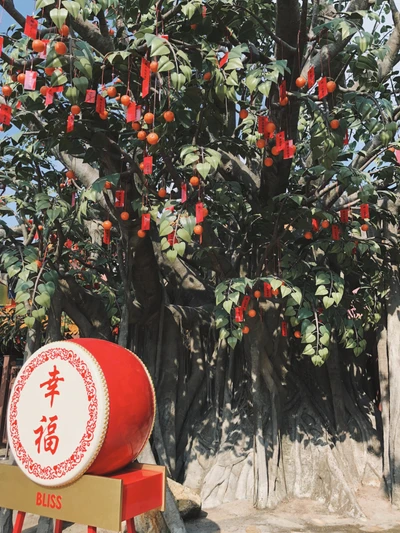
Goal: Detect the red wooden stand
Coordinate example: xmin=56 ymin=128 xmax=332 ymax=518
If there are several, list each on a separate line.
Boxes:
xmin=10 ymin=466 xmax=165 ymax=533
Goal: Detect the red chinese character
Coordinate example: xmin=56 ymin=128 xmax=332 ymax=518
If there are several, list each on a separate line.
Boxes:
xmin=34 ymin=415 xmax=59 ymax=455
xmin=40 ymin=365 xmax=64 ymax=407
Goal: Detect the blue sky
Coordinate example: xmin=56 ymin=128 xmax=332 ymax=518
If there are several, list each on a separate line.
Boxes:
xmin=0 ymin=0 xmax=30 ymax=31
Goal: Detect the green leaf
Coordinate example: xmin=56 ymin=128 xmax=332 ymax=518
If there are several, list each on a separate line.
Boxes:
xmin=196 ymin=162 xmax=211 ymax=179
xmin=284 ymin=306 xmax=296 ymax=317
xmin=74 ymin=58 xmax=93 ymax=79
xmin=298 ymin=307 xmax=313 ymax=319
xmin=173 ymin=242 xmax=186 ymax=257
xmin=223 ymin=300 xmax=233 ymax=314
xmin=36 ymin=0 xmax=55 ymax=8
xmin=166 ymin=249 xmax=178 ymax=262
xmin=64 ymin=87 xmax=80 ymax=104
xmin=315 ymin=285 xmax=328 ymax=296
xmin=225 ymin=58 xmax=243 ymax=71
xmin=302 ymin=333 xmax=316 ymax=344
xmin=24 ymin=317 xmax=36 ymax=328
xmin=183 ymin=153 xmax=199 ymax=166
xmin=320 ymin=333 xmax=330 ymax=347
xmin=332 ymin=292 xmax=343 ymax=305
xmin=15 ymin=292 xmax=30 ymax=303
xmin=50 ymin=7 xmax=68 ymax=28
xmin=291 ymin=288 xmax=302 ymax=305
xmin=216 ymin=316 xmax=229 ymax=329
xmin=323 ymin=296 xmax=335 ymax=309
xmin=227 ymin=336 xmax=238 ymax=350
xmin=219 ymin=327 xmax=230 ymax=340
xmin=73 ymin=77 xmax=89 ymax=95
xmin=160 ymin=220 xmax=174 ymax=236
xmin=245 ymin=75 xmax=260 ymax=93
xmin=51 ymin=70 xmax=68 ymax=87
xmin=62 ymin=0 xmax=81 ymax=18
xmin=302 ymin=344 xmax=315 ymax=356
xmin=231 ymin=280 xmax=246 ymax=294
xmin=35 ymin=292 xmax=51 ymax=308
xmin=258 ymin=81 xmax=271 ymax=97
xmin=32 ymin=308 xmax=46 ymax=319
xmin=316 ymin=272 xmax=331 ymax=285
xmin=91 ymin=173 xmax=120 ymax=192
xmin=228 ymin=291 xmax=240 ymax=304
xmin=270 ymin=279 xmax=282 ymax=290
xmin=171 ymin=72 xmax=186 ymax=90
xmin=177 ymin=228 xmax=192 ymax=243
xmin=158 ymin=57 xmax=175 ymax=73
xmin=281 ymin=285 xmax=291 ymax=298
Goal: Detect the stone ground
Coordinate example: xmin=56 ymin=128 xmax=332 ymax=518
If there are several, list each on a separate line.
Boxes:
xmin=18 ymin=487 xmax=400 ymax=533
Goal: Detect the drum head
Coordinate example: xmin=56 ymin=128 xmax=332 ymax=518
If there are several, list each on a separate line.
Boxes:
xmin=7 ymin=341 xmax=109 ymax=487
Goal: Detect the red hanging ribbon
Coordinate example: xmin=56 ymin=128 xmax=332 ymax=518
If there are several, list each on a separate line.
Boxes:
xmin=167 ymin=232 xmax=178 ymax=246
xmin=312 ymin=218 xmax=319 ymax=232
xmin=279 ymin=80 xmax=287 ymax=100
xmin=141 ymin=213 xmax=151 ymax=231
xmin=343 ymin=130 xmax=349 ymax=145
xmin=258 ymin=116 xmax=268 ymax=135
xmin=141 ymin=58 xmax=151 ymax=98
xmin=0 ymin=37 xmax=3 ymax=56
xmin=219 ymin=52 xmax=229 ymax=68
xmin=71 ymin=192 xmax=76 ymax=207
xmin=308 ymin=66 xmax=315 ymax=88
xmin=196 ymin=202 xmax=204 ymax=223
xmin=96 ymin=94 xmax=106 ymax=114
xmin=126 ymin=102 xmax=137 ymax=123
xmin=115 ymin=190 xmax=125 ymax=208
xmin=283 ymin=140 xmax=294 ymax=159
xmin=24 ymin=16 xmax=38 ymax=39
xmin=318 ymin=77 xmax=328 ymax=99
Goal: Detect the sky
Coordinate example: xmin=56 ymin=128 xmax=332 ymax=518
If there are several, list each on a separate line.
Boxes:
xmin=0 ymin=0 xmax=30 ymax=31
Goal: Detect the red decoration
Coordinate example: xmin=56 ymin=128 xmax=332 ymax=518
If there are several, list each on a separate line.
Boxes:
xmin=141 ymin=213 xmax=151 ymax=231
xmin=160 ymin=34 xmax=169 ymax=40
xmin=318 ymin=77 xmax=328 ymax=99
xmin=308 ymin=66 xmax=315 ymax=88
xmin=96 ymin=95 xmax=106 ymax=115
xmin=24 ymin=16 xmax=38 ymax=39
xmin=24 ymin=71 xmax=38 ymax=91
xmin=219 ymin=52 xmax=229 ymax=68
xmin=115 ymin=190 xmax=125 ymax=208
xmin=45 ymin=90 xmax=54 ymax=107
xmin=275 ymin=131 xmax=285 ymax=152
xmin=340 ymin=209 xmax=349 ymax=223
xmin=0 ymin=37 xmax=3 ymax=56
xmin=235 ymin=307 xmax=244 ymax=322
xmin=241 ymin=295 xmax=251 ymax=310
xmin=281 ymin=321 xmax=288 ymax=337
xmin=85 ymin=90 xmax=96 ymax=104
xmin=0 ymin=104 xmax=12 ymax=126
xmin=39 ymin=40 xmax=49 ymax=59
xmin=343 ymin=130 xmax=349 ymax=145
xmin=140 ymin=58 xmax=151 ymax=98
xmin=312 ymin=218 xmax=319 ymax=232
xmin=360 ymin=203 xmax=370 ymax=219
xmin=264 ymin=282 xmax=272 ymax=298
xmin=71 ymin=192 xmax=76 ymax=207
xmin=202 ymin=5 xmax=207 ymax=17
xmin=279 ymin=80 xmax=287 ymax=100
xmin=395 ymin=149 xmax=400 ymax=163
xmin=196 ymin=202 xmax=204 ymax=223
xmin=167 ymin=232 xmax=178 ymax=246
xmin=126 ymin=102 xmax=137 ymax=123
xmin=283 ymin=140 xmax=294 ymax=159
xmin=103 ymin=228 xmax=111 ymax=244
xmin=143 ymin=156 xmax=153 ymax=175
xmin=331 ymin=224 xmax=340 ymax=240
xmin=181 ymin=183 xmax=187 ymax=202
xmin=16 ymin=101 xmax=22 ymax=110
xmin=66 ymin=114 xmax=74 ymax=133
xmin=258 ymin=116 xmax=269 ymax=135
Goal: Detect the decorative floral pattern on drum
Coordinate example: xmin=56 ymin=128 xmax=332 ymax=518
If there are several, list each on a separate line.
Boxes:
xmin=8 ymin=344 xmax=109 ymax=487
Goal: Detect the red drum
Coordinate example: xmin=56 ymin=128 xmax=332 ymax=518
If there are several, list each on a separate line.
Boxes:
xmin=7 ymin=339 xmax=155 ymax=487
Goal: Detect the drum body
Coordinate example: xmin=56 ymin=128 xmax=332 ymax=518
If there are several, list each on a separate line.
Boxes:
xmin=7 ymin=339 xmax=155 ymax=487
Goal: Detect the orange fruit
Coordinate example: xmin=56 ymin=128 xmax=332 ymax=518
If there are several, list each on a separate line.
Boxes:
xmin=150 ymin=61 xmax=158 ymax=73
xmin=54 ymin=42 xmax=67 ymax=55
xmin=280 ymin=96 xmax=289 ymax=106
xmin=17 ymin=73 xmax=26 ymax=84
xmin=264 ymin=157 xmax=273 ymax=167
xmin=147 ymin=132 xmax=159 ymax=145
xmin=103 ymin=221 xmax=112 ymax=230
xmin=266 ymin=122 xmax=276 ymax=134
xmin=190 ymin=176 xmax=200 ymax=187
xmin=120 ymin=212 xmax=129 ymax=221
xmin=271 ymin=288 xmax=279 ymax=296
xmin=361 ymin=223 xmax=369 ymax=231
xmin=107 ymin=86 xmax=117 ymax=98
xmin=45 ymin=67 xmax=55 ymax=76
xmin=71 ymin=105 xmax=81 ymax=115
xmin=36 ymin=260 xmax=42 ymax=268
xmin=137 ymin=130 xmax=147 ymax=141
xmin=254 ymin=290 xmax=261 ymax=298
xmin=2 ymin=86 xmax=12 ymax=97
xmin=327 ymin=80 xmax=336 ymax=93
xmin=295 ymin=76 xmax=306 ymax=88
xmin=203 ymin=207 xmax=209 ymax=217
xmin=59 ymin=24 xmax=69 ymax=37
xmin=321 ymin=219 xmax=330 ymax=228
xmin=190 ymin=23 xmax=197 ymax=30
xmin=109 ymin=28 xmax=115 ymax=36
xmin=137 ymin=229 xmax=147 ymax=238
xmin=37 ymin=225 xmax=43 ymax=231
xmin=163 ymin=110 xmax=175 ymax=122
xmin=40 ymin=86 xmax=48 ymax=96
xmin=158 ymin=188 xmax=167 ymax=198
xmin=139 ymin=162 xmax=145 ymax=170
xmin=144 ymin=112 xmax=154 ymax=124
xmin=104 ymin=181 xmax=112 ymax=189
xmin=32 ymin=40 xmax=45 ymax=53
xmin=239 ymin=109 xmax=248 ymax=119
xmin=330 ymin=119 xmax=340 ymax=130
xmin=203 ymin=72 xmax=212 ymax=81
xmin=121 ymin=95 xmax=131 ymax=106
xmin=66 ymin=170 xmax=75 ymax=179
xmin=248 ymin=309 xmax=256 ymax=318
xmin=132 ymin=122 xmax=141 ymax=131
xmin=271 ymin=146 xmax=280 ymax=156
xmin=388 ymin=146 xmax=395 ymax=152
xmin=294 ymin=330 xmax=302 ymax=339
xmin=0 ymin=125 xmax=4 ymax=131
xmin=256 ymin=139 xmax=265 ymax=149
xmin=194 ymin=224 xmax=203 ymax=235
xmin=99 ymin=111 xmax=109 ymax=120
xmin=242 ymin=326 xmax=250 ymax=334
xmin=304 ymin=231 xmax=313 ymax=240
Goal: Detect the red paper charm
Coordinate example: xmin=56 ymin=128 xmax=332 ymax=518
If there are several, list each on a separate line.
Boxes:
xmin=0 ymin=104 xmax=12 ymax=125
xmin=283 ymin=140 xmax=294 ymax=159
xmin=160 ymin=35 xmax=169 ymax=41
xmin=312 ymin=218 xmax=319 ymax=232
xmin=24 ymin=71 xmax=38 ymax=91
xmin=115 ymin=190 xmax=125 ymax=208
xmin=103 ymin=229 xmax=111 ymax=244
xmin=96 ymin=95 xmax=106 ymax=114
xmin=258 ymin=116 xmax=268 ymax=135
xmin=0 ymin=37 xmax=3 ymax=56
xmin=24 ymin=16 xmax=38 ymax=39
xmin=264 ymin=282 xmax=272 ymax=298
xmin=360 ymin=203 xmax=370 ymax=219
xmin=140 ymin=58 xmax=151 ymax=98
xmin=318 ymin=77 xmax=328 ymax=99
xmin=167 ymin=232 xmax=178 ymax=246
xmin=235 ymin=307 xmax=244 ymax=322
xmin=141 ymin=213 xmax=151 ymax=231
xmin=241 ymin=295 xmax=251 ymax=310
xmin=202 ymin=5 xmax=207 ymax=17
xmin=275 ymin=131 xmax=285 ymax=152
xmin=340 ymin=209 xmax=349 ymax=223
xmin=331 ymin=224 xmax=340 ymax=240
xmin=45 ymin=90 xmax=54 ymax=107
xmin=219 ymin=52 xmax=229 ymax=68
xmin=196 ymin=202 xmax=204 ymax=223
xmin=39 ymin=40 xmax=49 ymax=59
xmin=143 ymin=156 xmax=153 ymax=175
xmin=66 ymin=114 xmax=74 ymax=132
xmin=308 ymin=66 xmax=315 ymax=88
xmin=281 ymin=321 xmax=288 ymax=337
xmin=181 ymin=183 xmax=187 ymax=202
xmin=279 ymin=80 xmax=287 ymax=100
xmin=126 ymin=102 xmax=137 ymax=123
xmin=71 ymin=192 xmax=76 ymax=207
xmin=343 ymin=129 xmax=349 ymax=145
xmin=85 ymin=90 xmax=96 ymax=103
